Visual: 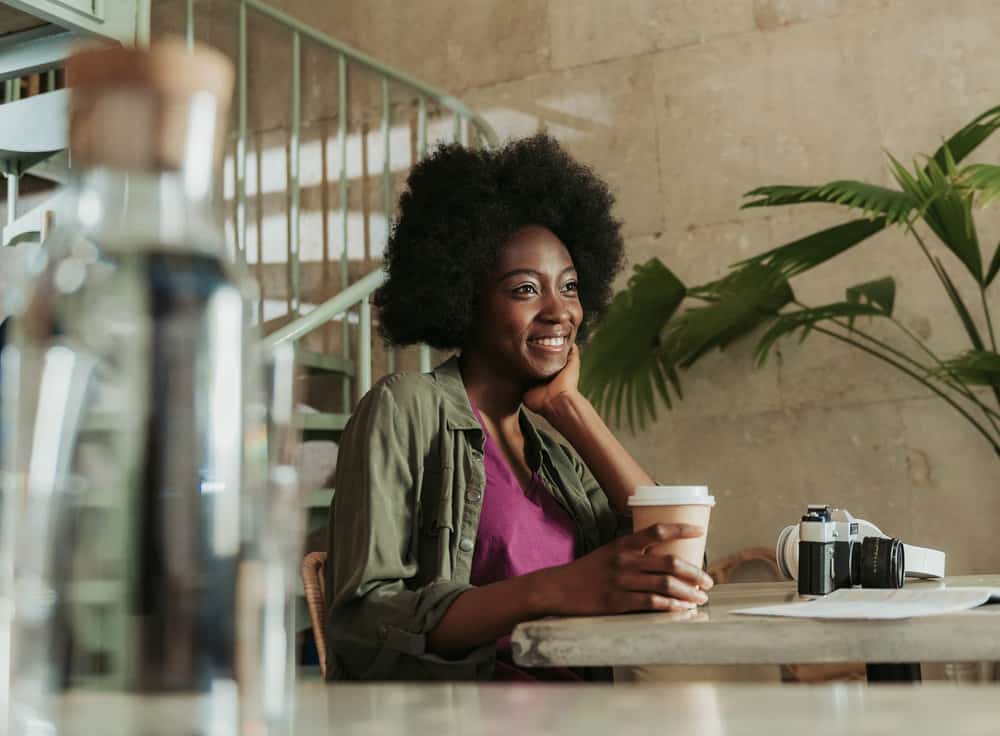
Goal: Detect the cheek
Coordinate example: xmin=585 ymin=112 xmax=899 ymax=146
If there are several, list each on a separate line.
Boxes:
xmin=508 ymin=317 xmax=535 ymax=347
xmin=500 ymin=306 xmax=535 ymax=335
xmin=483 ymin=308 xmax=532 ymax=350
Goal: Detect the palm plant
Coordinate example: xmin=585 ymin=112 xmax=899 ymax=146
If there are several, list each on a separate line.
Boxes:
xmin=580 ymin=106 xmax=1000 ymax=458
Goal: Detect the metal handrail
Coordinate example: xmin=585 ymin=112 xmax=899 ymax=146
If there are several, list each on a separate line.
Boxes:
xmin=262 ymin=267 xmax=385 ymax=350
xmin=237 ymin=0 xmax=498 ymax=147
xmin=190 ymin=0 xmax=498 ymax=401
xmin=261 ymin=268 xmax=386 ymax=396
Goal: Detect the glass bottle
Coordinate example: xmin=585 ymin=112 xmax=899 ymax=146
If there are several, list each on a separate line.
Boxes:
xmin=0 ymin=41 xmax=299 ymax=735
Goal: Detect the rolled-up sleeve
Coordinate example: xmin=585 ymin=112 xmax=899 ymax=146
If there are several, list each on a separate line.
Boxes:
xmin=324 ymin=381 xmax=494 ymax=680
xmin=564 ymin=445 xmax=632 ymax=548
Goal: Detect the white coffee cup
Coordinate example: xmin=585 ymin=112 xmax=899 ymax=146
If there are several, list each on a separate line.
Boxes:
xmin=628 ymin=485 xmax=715 ymax=566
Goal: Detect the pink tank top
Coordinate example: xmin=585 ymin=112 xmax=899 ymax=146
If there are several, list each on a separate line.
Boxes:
xmin=468 ymin=405 xmax=582 ymax=681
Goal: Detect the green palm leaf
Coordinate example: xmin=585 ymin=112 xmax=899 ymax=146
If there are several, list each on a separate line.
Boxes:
xmin=580 ymin=258 xmax=686 ymax=431
xmin=666 ymin=263 xmax=793 ymax=368
xmin=740 ymin=185 xmax=822 ymax=207
xmin=754 ymin=302 xmax=887 ymax=367
xmin=931 ymin=259 xmax=1000 ymax=406
xmin=889 ymin=152 xmax=983 ymax=284
xmin=742 ymin=181 xmax=917 ymax=225
xmin=930 ymin=105 xmax=1000 ymax=170
xmin=738 ymin=106 xmax=1000 ymax=288
xmin=735 ymin=218 xmax=887 ymax=278
xmin=888 ymin=152 xmax=995 ymax=404
xmin=930 ymin=349 xmax=1000 ymax=385
xmin=985 ymin=241 xmax=1000 ymax=287
xmin=961 ymin=163 xmax=1000 ymax=207
xmin=739 ymin=107 xmax=1000 ymax=284
xmin=934 ymin=258 xmax=985 ymax=350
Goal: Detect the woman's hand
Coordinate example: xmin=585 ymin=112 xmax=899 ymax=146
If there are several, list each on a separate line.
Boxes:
xmin=534 ymin=523 xmax=715 ymax=616
xmin=428 ymin=523 xmax=711 ymax=657
xmin=523 ymin=343 xmax=581 ymax=417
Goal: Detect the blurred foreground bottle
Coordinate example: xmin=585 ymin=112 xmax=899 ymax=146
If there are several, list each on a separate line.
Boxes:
xmin=0 ymin=41 xmax=300 ymax=735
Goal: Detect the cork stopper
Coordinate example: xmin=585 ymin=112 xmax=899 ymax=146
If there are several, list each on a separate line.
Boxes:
xmin=67 ymin=39 xmax=234 ymax=172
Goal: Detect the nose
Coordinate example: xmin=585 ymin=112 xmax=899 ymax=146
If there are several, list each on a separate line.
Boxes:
xmin=539 ymin=286 xmax=572 ymax=324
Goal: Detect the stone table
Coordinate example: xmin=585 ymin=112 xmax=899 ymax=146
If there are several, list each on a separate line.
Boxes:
xmin=52 ymin=679 xmax=1000 ymax=735
xmin=511 ymin=575 xmax=1000 ymax=678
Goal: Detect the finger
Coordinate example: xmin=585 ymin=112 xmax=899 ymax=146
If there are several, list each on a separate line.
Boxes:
xmin=563 ymin=344 xmax=580 ymax=379
xmin=621 ymin=551 xmax=715 ymax=590
xmin=614 ymin=573 xmax=709 ymax=605
xmin=622 ymin=523 xmax=705 ymax=550
xmin=615 ymin=592 xmax=699 ymax=614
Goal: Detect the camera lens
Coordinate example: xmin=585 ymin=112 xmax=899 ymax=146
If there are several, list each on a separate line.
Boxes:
xmin=858 ymin=536 xmax=905 ymax=589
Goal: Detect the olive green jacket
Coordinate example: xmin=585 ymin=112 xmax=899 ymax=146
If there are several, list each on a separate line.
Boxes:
xmin=323 ymin=356 xmax=625 ymax=681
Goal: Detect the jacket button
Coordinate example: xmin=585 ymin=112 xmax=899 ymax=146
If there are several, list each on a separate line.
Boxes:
xmin=459 ymin=537 xmax=474 ymax=553
xmin=466 ymin=489 xmax=482 ymax=503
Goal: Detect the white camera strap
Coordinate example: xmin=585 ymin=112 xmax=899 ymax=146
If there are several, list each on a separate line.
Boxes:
xmin=855 ymin=520 xmax=946 ymax=579
xmin=901 ymin=542 xmax=946 ymax=579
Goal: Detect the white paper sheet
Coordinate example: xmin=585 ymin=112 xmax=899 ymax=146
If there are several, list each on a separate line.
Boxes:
xmin=732 ymin=587 xmax=1000 ymax=620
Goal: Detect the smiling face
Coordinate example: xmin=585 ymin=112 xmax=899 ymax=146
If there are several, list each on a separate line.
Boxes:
xmin=467 ymin=225 xmax=583 ymax=383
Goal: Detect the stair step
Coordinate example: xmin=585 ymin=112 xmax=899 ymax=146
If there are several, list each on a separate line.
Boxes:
xmin=257 ymin=310 xmax=296 ymax=334
xmin=0 ymin=87 xmax=66 ymax=163
xmin=296 ymin=347 xmax=354 ymax=376
xmin=84 ymin=410 xmax=349 ymax=441
xmin=304 ymin=487 xmax=334 ymax=509
xmin=75 ymin=486 xmax=335 ymax=510
xmin=27 ymin=147 xmax=67 ymax=183
xmin=0 ymin=27 xmax=74 ymax=80
xmin=1 ymin=1 xmax=141 ymax=45
xmin=297 ymin=412 xmax=350 ymax=434
xmin=3 ymin=184 xmax=68 ymax=245
xmin=0 ymin=7 xmax=50 ymax=37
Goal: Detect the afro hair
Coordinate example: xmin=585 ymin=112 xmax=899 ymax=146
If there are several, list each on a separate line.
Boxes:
xmin=374 ymin=133 xmax=625 ymax=349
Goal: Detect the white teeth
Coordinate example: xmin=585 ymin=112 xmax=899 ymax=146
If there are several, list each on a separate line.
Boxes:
xmin=531 ymin=336 xmax=566 ymax=347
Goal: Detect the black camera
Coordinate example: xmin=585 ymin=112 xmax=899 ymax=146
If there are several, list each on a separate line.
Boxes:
xmin=792 ymin=505 xmax=904 ymax=596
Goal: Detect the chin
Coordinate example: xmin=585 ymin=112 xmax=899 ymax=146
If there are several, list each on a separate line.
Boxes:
xmin=523 ymin=356 xmax=566 ymax=381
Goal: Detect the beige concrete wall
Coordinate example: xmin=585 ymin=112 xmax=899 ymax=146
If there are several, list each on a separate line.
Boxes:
xmin=155 ymin=1 xmax=1000 ymax=575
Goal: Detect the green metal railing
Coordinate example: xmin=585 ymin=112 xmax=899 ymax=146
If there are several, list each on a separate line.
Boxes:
xmin=190 ymin=0 xmax=498 ymax=403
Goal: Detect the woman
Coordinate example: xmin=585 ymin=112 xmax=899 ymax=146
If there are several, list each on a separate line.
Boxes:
xmin=324 ymin=134 xmax=713 ymax=681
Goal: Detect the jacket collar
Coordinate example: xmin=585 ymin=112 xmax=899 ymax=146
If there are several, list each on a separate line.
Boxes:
xmin=518 ymin=410 xmax=547 ymax=471
xmin=432 ymin=355 xmax=482 ymax=431
xmin=432 ymin=355 xmax=549 ymax=469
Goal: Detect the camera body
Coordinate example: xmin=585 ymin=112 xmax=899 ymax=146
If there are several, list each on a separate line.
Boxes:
xmin=797 ymin=506 xmax=846 ymax=596
xmin=781 ymin=505 xmax=908 ymax=596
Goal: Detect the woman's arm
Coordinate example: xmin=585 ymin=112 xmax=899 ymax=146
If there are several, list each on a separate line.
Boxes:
xmin=428 ymin=523 xmax=711 ymax=658
xmin=523 ymin=345 xmax=651 ymax=514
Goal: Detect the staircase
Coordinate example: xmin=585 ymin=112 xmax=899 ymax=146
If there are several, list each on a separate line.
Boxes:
xmin=0 ymin=1 xmax=149 ymax=247
xmin=206 ymin=0 xmax=498 ymax=667
xmin=201 ymin=0 xmax=498 ymax=551
xmin=0 ymin=0 xmax=499 ymax=676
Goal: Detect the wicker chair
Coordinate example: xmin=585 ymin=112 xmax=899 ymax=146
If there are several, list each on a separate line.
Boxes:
xmin=705 ymin=546 xmax=782 ymax=585
xmin=301 ymin=551 xmax=328 ymax=677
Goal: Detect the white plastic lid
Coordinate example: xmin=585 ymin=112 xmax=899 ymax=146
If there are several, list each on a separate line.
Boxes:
xmin=628 ymin=485 xmax=716 ymax=507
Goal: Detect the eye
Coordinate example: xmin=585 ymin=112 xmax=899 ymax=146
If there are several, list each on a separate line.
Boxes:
xmin=513 ymin=283 xmax=538 ymax=296
xmin=562 ymin=279 xmax=579 ymax=294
